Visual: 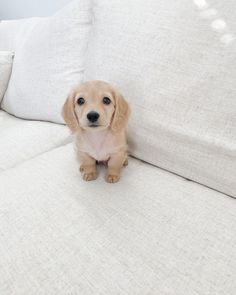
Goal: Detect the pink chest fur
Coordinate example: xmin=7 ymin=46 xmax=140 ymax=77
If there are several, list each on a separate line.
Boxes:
xmin=83 ymin=130 xmax=116 ymax=161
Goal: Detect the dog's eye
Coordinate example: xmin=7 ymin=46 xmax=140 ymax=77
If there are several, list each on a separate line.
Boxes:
xmin=103 ymin=97 xmax=111 ymax=105
xmin=77 ymin=97 xmax=85 ymax=105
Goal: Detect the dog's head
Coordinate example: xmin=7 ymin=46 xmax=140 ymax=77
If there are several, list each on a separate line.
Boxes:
xmin=62 ymin=80 xmax=130 ymax=133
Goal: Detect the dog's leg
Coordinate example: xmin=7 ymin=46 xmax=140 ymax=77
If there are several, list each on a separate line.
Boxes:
xmin=106 ymin=152 xmax=126 ymax=183
xmin=78 ymin=152 xmax=97 ymax=181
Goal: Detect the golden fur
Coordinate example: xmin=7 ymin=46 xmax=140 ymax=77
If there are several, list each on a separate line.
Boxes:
xmin=62 ymin=80 xmax=130 ymax=183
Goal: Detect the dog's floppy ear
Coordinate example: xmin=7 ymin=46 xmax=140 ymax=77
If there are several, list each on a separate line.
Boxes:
xmin=62 ymin=90 xmax=79 ymax=133
xmin=111 ymin=89 xmax=130 ymax=132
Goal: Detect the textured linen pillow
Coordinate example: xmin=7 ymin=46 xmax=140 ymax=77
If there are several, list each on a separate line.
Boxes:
xmin=0 ymin=18 xmax=41 ymax=52
xmin=2 ymin=0 xmax=92 ymax=123
xmin=84 ymin=0 xmax=236 ymax=197
xmin=0 ymin=51 xmax=14 ymax=103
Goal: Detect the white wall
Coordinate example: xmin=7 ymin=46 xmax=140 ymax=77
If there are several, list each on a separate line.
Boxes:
xmin=0 ymin=0 xmax=72 ymax=20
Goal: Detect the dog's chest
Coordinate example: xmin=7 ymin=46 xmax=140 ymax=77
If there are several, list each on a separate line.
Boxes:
xmin=83 ymin=131 xmax=115 ymax=161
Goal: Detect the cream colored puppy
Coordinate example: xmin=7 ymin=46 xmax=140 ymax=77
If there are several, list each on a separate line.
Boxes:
xmin=62 ymin=80 xmax=130 ymax=183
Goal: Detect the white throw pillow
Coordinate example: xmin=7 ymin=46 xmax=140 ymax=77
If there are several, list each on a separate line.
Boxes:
xmin=0 ymin=18 xmax=42 ymax=52
xmin=0 ymin=51 xmax=14 ymax=104
xmin=84 ymin=0 xmax=236 ymax=197
xmin=2 ymin=0 xmax=92 ymax=123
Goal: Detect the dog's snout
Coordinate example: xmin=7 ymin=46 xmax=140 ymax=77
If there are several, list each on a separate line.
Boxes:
xmin=87 ymin=111 xmax=100 ymax=123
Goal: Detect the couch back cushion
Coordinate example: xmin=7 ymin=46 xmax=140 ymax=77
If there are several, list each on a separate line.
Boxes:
xmin=84 ymin=0 xmax=236 ymax=197
xmin=0 ymin=51 xmax=14 ymax=103
xmin=1 ymin=0 xmax=92 ymax=123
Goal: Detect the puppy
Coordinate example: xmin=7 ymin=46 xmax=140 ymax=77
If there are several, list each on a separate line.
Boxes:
xmin=62 ymin=80 xmax=130 ymax=183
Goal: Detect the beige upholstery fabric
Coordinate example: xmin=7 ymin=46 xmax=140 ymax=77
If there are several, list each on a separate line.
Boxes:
xmin=0 ymin=111 xmax=68 ymax=171
xmin=1 ymin=0 xmax=92 ymax=123
xmin=0 ymin=51 xmax=13 ymax=102
xmin=0 ymin=143 xmax=235 ymax=294
xmin=84 ymin=0 xmax=236 ymax=197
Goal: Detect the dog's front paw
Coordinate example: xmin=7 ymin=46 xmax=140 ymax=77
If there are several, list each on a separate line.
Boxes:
xmin=83 ymin=171 xmax=97 ymax=181
xmin=106 ymin=174 xmax=120 ymax=183
xmin=80 ymin=165 xmax=97 ymax=181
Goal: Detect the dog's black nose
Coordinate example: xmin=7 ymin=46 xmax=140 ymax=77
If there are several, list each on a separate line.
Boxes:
xmin=87 ymin=111 xmax=100 ymax=123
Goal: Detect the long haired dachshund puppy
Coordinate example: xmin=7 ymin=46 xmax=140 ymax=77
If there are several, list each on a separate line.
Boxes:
xmin=62 ymin=80 xmax=130 ymax=183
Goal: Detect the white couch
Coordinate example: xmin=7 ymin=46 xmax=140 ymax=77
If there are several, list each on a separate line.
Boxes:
xmin=0 ymin=0 xmax=236 ymax=294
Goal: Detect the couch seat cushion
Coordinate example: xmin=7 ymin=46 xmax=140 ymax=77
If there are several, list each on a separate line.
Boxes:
xmin=0 ymin=110 xmax=69 ymax=171
xmin=0 ymin=143 xmax=235 ymax=294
